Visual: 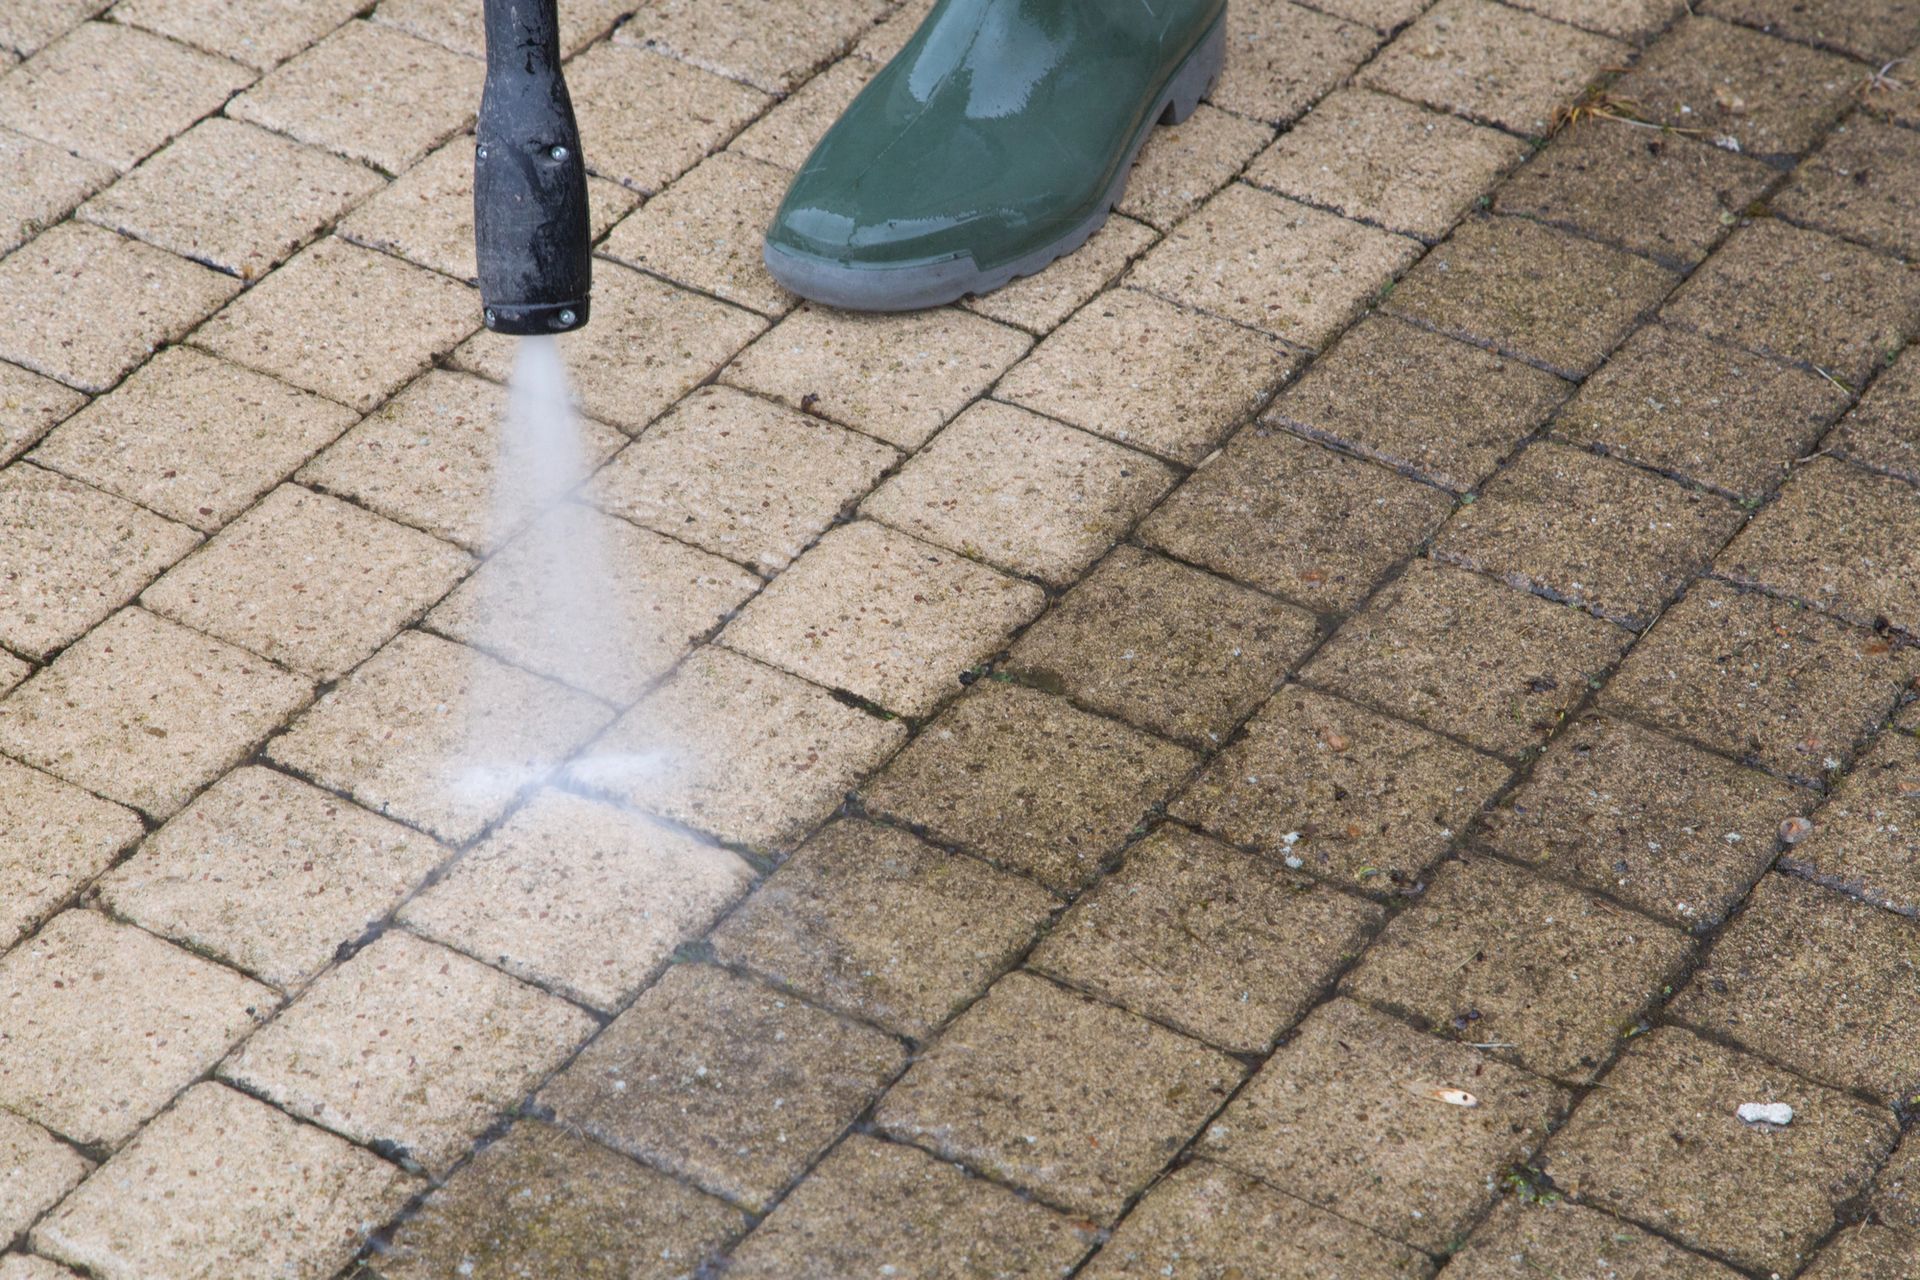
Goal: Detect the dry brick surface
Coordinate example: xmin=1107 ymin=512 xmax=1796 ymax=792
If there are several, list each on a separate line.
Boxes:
xmin=2 ymin=0 xmax=1917 ymax=1277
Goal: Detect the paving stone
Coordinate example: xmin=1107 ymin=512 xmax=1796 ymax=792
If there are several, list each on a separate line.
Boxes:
xmin=1268 ymin=314 xmax=1571 ymax=493
xmin=426 ymin=504 xmax=756 ymax=703
xmin=720 ymin=303 xmax=1030 ymax=450
xmin=1663 ymin=220 xmax=1920 ymax=387
xmin=852 ymin=0 xmax=933 ymax=62
xmin=400 ymin=789 xmax=754 ymax=1012
xmin=1117 ymin=103 xmax=1274 ymax=232
xmin=1553 ymin=323 xmax=1850 ymax=500
xmin=33 ymin=1083 xmax=417 ymax=1280
xmin=0 ymin=910 xmax=272 ymax=1146
xmin=224 ymin=930 xmax=594 ymax=1173
xmin=1504 ymin=0 xmax=1685 ymax=39
xmin=1346 ymin=851 xmax=1691 ymax=1081
xmin=1720 ymin=457 xmax=1920 ymax=634
xmin=0 ymin=125 xmax=113 ymax=257
xmin=299 ymin=369 xmax=623 ymax=555
xmin=0 ymin=359 xmax=85 ymax=468
xmin=265 ymin=628 xmax=609 ymax=844
xmin=591 ymin=646 xmax=906 ymax=853
xmin=455 ymin=261 xmax=765 ymax=434
xmin=1033 ymin=825 xmax=1383 ymax=1052
xmin=145 ymin=485 xmax=472 ymax=680
xmin=601 ymin=151 xmax=795 ymax=316
xmin=1539 ymin=1026 xmax=1896 ymax=1276
xmin=540 ymin=963 xmax=905 ymax=1211
xmin=372 ymin=0 xmax=628 ymax=59
xmin=997 ymin=287 xmax=1299 ymax=465
xmin=1446 ymin=1197 xmax=1746 ymax=1280
xmin=1174 ymin=683 xmax=1509 ymax=893
xmin=113 ymin=0 xmax=366 ymax=70
xmin=723 ymin=1132 xmax=1092 ymax=1280
xmin=197 ymin=236 xmax=477 ymax=414
xmin=1203 ymin=997 xmax=1567 ymax=1253
xmin=0 ymin=462 xmax=201 ymax=659
xmin=1780 ymin=714 xmax=1920 ymax=915
xmin=565 ymin=42 xmax=772 ymax=194
xmin=1301 ymin=0 xmax=1427 ymax=29
xmin=1007 ymin=545 xmax=1321 ymax=745
xmin=1599 ymin=577 xmax=1920 ymax=783
xmin=0 ymin=0 xmax=111 ymax=60
xmin=1385 ymin=215 xmax=1680 ymax=379
xmin=1834 ymin=343 xmax=1920 ymax=484
xmin=1611 ymin=16 xmax=1861 ymax=164
xmin=377 ymin=1120 xmax=745 ymax=1280
xmin=862 ymin=401 xmax=1176 ymax=587
xmin=1482 ymin=712 xmax=1810 ymax=928
xmin=0 ymin=607 xmax=310 ymax=819
xmin=1360 ymin=0 xmax=1625 ymax=135
xmin=1433 ymin=442 xmax=1745 ymax=628
xmin=1876 ymin=1133 xmax=1920 ymax=1234
xmin=0 ymin=1257 xmax=75 ymax=1280
xmin=0 ymin=653 xmax=27 ymax=696
xmin=1493 ymin=121 xmax=1775 ymax=269
xmin=79 ymin=118 xmax=380 ymax=280
xmin=1781 ymin=117 xmax=1920 ymax=264
xmin=0 ymin=755 xmax=142 ymax=949
xmin=0 ymin=22 xmax=252 ymax=171
xmin=876 ymin=970 xmax=1240 ymax=1221
xmin=339 ymin=132 xmax=638 ymax=285
xmin=1212 ymin=0 xmax=1379 ymax=124
xmin=585 ymin=384 xmax=897 ymax=575
xmin=963 ymin=214 xmax=1159 ymax=334
xmin=1132 ymin=183 xmax=1421 ymax=348
xmin=719 ymin=521 xmax=1045 ymax=719
xmin=1802 ymin=1224 xmax=1920 ymax=1280
xmin=0 ymin=1112 xmax=89 ymax=1246
xmin=32 ymin=347 xmax=359 ymax=534
xmin=97 ymin=766 xmax=447 ymax=990
xmin=1709 ymin=0 xmax=1920 ymax=60
xmin=864 ymin=682 xmax=1198 ymax=892
xmin=1247 ymin=88 xmax=1526 ymax=241
xmin=1141 ymin=427 xmax=1453 ymax=612
xmin=1671 ymin=873 xmax=1920 ymax=1102
xmin=709 ymin=818 xmax=1056 ymax=1040
xmin=0 ymin=220 xmax=239 ymax=393
xmin=729 ymin=55 xmax=878 ymax=170
xmin=615 ymin=0 xmax=886 ymax=93
xmin=1304 ymin=559 xmax=1633 ymax=758
xmin=1079 ymin=1158 xmax=1434 ymax=1279
xmin=227 ymin=20 xmax=479 ymax=174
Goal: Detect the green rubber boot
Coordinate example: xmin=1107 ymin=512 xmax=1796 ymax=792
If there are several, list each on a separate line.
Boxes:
xmin=763 ymin=0 xmax=1227 ymax=311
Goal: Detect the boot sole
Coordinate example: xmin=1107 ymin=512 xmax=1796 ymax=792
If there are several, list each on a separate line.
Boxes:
xmin=763 ymin=9 xmax=1227 ymax=312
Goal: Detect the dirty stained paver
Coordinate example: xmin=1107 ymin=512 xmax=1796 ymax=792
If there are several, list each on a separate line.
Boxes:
xmin=1 ymin=0 xmax=1918 ymax=1277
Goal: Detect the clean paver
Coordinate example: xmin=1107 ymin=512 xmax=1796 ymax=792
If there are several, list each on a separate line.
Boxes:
xmin=1705 ymin=0 xmax=1920 ymax=61
xmin=1211 ymin=0 xmax=1378 ymax=125
xmin=1174 ymin=683 xmax=1510 ymax=893
xmin=0 ymin=125 xmax=114 ymax=257
xmin=593 ymin=645 xmax=908 ymax=853
xmin=875 ymin=971 xmax=1243 ymax=1222
xmin=1447 ymin=1198 xmax=1745 ymax=1280
xmin=864 ymin=682 xmax=1198 ymax=892
xmin=1117 ymin=103 xmax=1274 ymax=231
xmin=0 ymin=607 xmax=311 ymax=819
xmin=720 ymin=520 xmax=1045 ymax=719
xmin=0 ymin=756 xmax=141 ymax=948
xmin=372 ymin=0 xmax=630 ymax=59
xmin=30 ymin=1083 xmax=418 ymax=1280
xmin=709 ymin=818 xmax=1058 ymax=1040
xmin=563 ymin=42 xmax=771 ymax=194
xmin=98 ymin=766 xmax=447 ymax=989
xmin=0 ymin=911 xmax=272 ymax=1147
xmin=399 ymin=789 xmax=755 ymax=1011
xmin=114 ymin=0 xmax=367 ymax=70
xmin=539 ymin=963 xmax=905 ymax=1212
xmin=0 ymin=1112 xmax=89 ymax=1246
xmin=1540 ymin=1026 xmax=1897 ymax=1276
xmin=1802 ymin=1225 xmax=1920 ymax=1280
xmin=0 ymin=360 xmax=86 ymax=469
xmin=600 ymin=150 xmax=796 ymax=316
xmin=613 ymin=0 xmax=887 ymax=94
xmin=1203 ymin=997 xmax=1568 ymax=1253
xmin=223 ymin=929 xmax=595 ymax=1174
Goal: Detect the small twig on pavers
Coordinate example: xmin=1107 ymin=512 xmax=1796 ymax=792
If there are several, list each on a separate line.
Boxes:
xmin=1551 ymin=91 xmax=1702 ymax=136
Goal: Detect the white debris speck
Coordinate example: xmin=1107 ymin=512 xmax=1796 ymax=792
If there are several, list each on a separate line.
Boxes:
xmin=1281 ymin=831 xmax=1301 ymax=847
xmin=1738 ymin=1102 xmax=1794 ymax=1126
xmin=1284 ymin=854 xmax=1304 ymax=869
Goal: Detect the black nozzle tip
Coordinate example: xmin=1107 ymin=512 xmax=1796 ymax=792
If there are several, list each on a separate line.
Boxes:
xmin=482 ymin=299 xmax=590 ymax=335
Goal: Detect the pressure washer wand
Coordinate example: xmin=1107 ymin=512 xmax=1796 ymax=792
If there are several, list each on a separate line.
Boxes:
xmin=475 ymin=0 xmax=592 ymax=334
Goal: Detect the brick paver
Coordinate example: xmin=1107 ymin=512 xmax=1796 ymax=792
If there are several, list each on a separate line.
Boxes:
xmin=6 ymin=1 xmax=1920 ymax=1275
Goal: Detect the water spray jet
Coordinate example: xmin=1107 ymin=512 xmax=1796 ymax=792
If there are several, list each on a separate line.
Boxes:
xmin=476 ymin=0 xmax=592 ymax=335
